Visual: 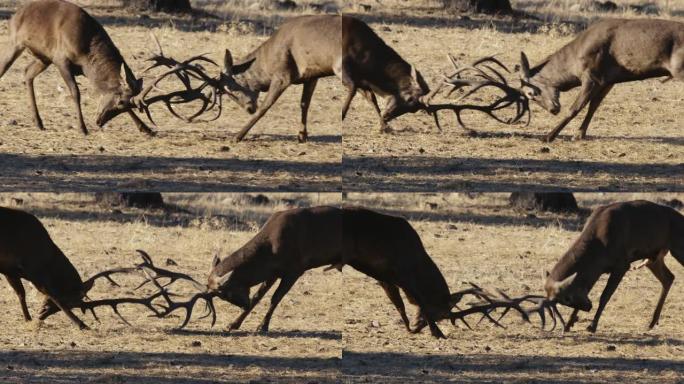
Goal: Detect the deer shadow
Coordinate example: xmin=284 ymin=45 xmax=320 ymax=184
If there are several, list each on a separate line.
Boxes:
xmin=168 ymin=328 xmax=342 ymax=341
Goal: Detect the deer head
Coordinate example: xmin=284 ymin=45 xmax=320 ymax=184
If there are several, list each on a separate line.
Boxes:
xmin=519 ymin=52 xmax=560 ymax=115
xmin=219 ymin=50 xmax=258 ymax=115
xmin=384 ymin=65 xmax=431 ymax=120
xmin=206 ymin=254 xmax=250 ymax=310
xmin=95 ymin=63 xmax=143 ymax=127
xmin=544 ymin=271 xmax=592 ymax=311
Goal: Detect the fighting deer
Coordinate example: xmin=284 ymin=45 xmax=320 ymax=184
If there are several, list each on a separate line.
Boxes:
xmin=0 ymin=206 xmax=196 ymax=329
xmin=0 ymin=0 xmax=211 ymax=136
xmin=219 ymin=15 xmax=440 ymax=142
xmin=544 ymin=200 xmax=684 ymax=332
xmin=519 ymin=18 xmax=684 ymax=142
xmin=158 ymin=206 xmax=543 ymax=338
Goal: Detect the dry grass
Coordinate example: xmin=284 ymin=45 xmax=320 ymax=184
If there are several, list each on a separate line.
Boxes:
xmin=342 ymin=1 xmax=684 ymax=191
xmin=0 ymin=0 xmax=342 ymax=191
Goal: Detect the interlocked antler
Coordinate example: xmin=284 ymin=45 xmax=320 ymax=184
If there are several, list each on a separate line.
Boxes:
xmin=156 ymin=291 xmax=219 ymax=330
xmin=424 ymin=54 xmax=530 ymax=131
xmin=78 ymin=289 xmax=167 ymax=325
xmin=132 ymin=250 xmax=205 ymax=291
xmin=449 ymin=283 xmax=566 ymax=331
xmin=132 ymin=34 xmax=223 ymax=125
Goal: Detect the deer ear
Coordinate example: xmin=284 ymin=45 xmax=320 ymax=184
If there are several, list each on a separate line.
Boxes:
xmin=410 ymin=65 xmax=418 ymax=82
xmin=520 ymin=52 xmax=531 ymax=80
xmin=554 ymin=272 xmax=577 ymax=291
xmin=223 ymin=49 xmax=233 ymax=75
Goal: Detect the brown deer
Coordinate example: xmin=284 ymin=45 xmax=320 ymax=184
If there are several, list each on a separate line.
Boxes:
xmin=544 ymin=200 xmax=684 ymax=332
xmin=219 ymin=15 xmax=436 ymax=142
xmin=159 ymin=206 xmax=533 ymax=338
xmin=0 ymin=0 xmax=203 ymax=136
xmin=519 ymin=18 xmax=684 ymax=142
xmin=0 ymin=206 xmax=195 ymax=329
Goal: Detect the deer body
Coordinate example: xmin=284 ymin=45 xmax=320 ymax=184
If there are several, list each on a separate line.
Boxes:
xmin=0 ymin=0 xmax=153 ymax=135
xmin=520 ymin=18 xmax=684 ymax=142
xmin=341 ymin=16 xmax=431 ymax=132
xmin=0 ymin=207 xmax=91 ymax=329
xmin=222 ymin=15 xmax=341 ymax=142
xmin=545 ymin=200 xmax=684 ymax=332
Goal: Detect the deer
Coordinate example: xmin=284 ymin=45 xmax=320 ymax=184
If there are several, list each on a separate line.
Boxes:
xmin=0 ymin=0 xmax=209 ymax=136
xmin=219 ymin=15 xmax=438 ymax=142
xmin=519 ymin=18 xmax=684 ymax=142
xmin=157 ymin=206 xmax=541 ymax=338
xmin=544 ymin=200 xmax=684 ymax=333
xmin=0 ymin=206 xmax=197 ymax=329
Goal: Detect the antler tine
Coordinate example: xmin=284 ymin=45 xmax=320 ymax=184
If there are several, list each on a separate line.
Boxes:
xmin=158 ymin=291 xmax=218 ymax=329
xmin=134 ymin=250 xmax=205 ymax=291
xmin=523 ymin=296 xmax=566 ymax=332
xmin=79 ymin=290 xmax=167 ymax=326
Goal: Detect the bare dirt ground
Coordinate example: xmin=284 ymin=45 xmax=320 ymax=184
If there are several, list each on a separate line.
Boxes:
xmin=0 ymin=193 xmax=682 ymax=383
xmin=343 ymin=0 xmax=684 ymax=192
xmin=0 ymin=0 xmax=343 ymax=191
xmin=342 ymin=192 xmax=684 ymax=383
xmin=0 ymin=193 xmax=343 ymax=383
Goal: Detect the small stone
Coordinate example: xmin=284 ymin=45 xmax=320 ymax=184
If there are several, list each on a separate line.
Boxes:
xmin=269 ymin=346 xmax=278 ymax=351
xmin=191 ymin=340 xmax=201 ymax=347
xmin=166 ymin=258 xmax=178 ymax=266
xmin=99 ymin=146 xmax=105 ymax=152
xmin=70 ymin=342 xmax=76 ymax=348
xmin=484 ymin=346 xmax=491 ymax=352
xmin=7 ymin=120 xmax=17 ymax=126
xmin=607 ymin=345 xmax=616 ymax=351
xmin=220 ymin=146 xmax=230 ymax=152
xmin=540 ymin=147 xmax=550 ymax=153
xmin=371 ymin=320 xmax=380 ymax=328
xmin=418 ymin=148 xmax=425 ymax=154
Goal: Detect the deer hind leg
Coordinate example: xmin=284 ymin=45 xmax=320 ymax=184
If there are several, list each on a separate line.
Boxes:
xmin=298 ymin=79 xmax=318 ymax=143
xmin=234 ymin=79 xmax=287 ymax=142
xmin=6 ymin=276 xmax=31 ymax=321
xmin=378 ymin=281 xmax=412 ymax=332
xmin=228 ymin=278 xmax=276 ymax=331
xmin=24 ymin=59 xmax=49 ymax=131
xmin=256 ymin=273 xmax=302 ymax=333
xmin=359 ymin=89 xmax=389 ymax=134
xmin=574 ymin=84 xmax=613 ymax=141
xmin=645 ymin=251 xmax=674 ymax=329
xmin=587 ymin=266 xmax=628 ymax=333
xmin=55 ymin=61 xmax=87 ymax=135
xmin=544 ymin=76 xmax=599 ymax=143
xmin=0 ymin=44 xmax=22 ymax=79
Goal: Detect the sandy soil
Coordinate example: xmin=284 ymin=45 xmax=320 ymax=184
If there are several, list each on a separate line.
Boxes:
xmin=342 ymin=1 xmax=684 ymax=192
xmin=0 ymin=1 xmax=342 ymax=191
xmin=0 ymin=193 xmax=682 ymax=383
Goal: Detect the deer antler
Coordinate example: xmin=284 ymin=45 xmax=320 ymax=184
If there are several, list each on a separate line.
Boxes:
xmin=155 ymin=291 xmax=219 ymax=329
xmin=78 ymin=289 xmax=168 ymax=325
xmin=132 ymin=34 xmax=223 ymax=125
xmin=424 ymin=54 xmax=531 ymax=132
xmin=132 ymin=250 xmax=205 ymax=291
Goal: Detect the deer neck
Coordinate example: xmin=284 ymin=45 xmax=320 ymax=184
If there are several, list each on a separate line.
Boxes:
xmin=533 ymin=51 xmax=582 ymax=92
xmin=82 ymin=36 xmax=127 ymax=95
xmin=551 ymin=237 xmax=603 ymax=291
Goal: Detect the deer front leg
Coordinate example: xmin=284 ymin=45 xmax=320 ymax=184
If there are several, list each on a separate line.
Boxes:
xmin=55 ymin=61 xmax=88 ymax=135
xmin=544 ymin=77 xmax=598 ymax=143
xmin=359 ymin=89 xmax=389 ymax=134
xmin=228 ymin=278 xmax=276 ymax=331
xmin=24 ymin=59 xmax=49 ymax=131
xmin=127 ymin=111 xmax=156 ymax=137
xmin=256 ymin=273 xmax=302 ymax=333
xmin=574 ymin=84 xmax=613 ymax=141
xmin=42 ymin=295 xmax=88 ymax=330
xmin=587 ymin=267 xmax=627 ymax=333
xmin=299 ymin=79 xmax=318 ymax=143
xmin=564 ymin=308 xmax=580 ymax=332
xmin=234 ymin=79 xmax=288 ymax=142
xmin=379 ymin=281 xmax=412 ymax=332
xmin=6 ymin=276 xmax=31 ymax=321
xmin=645 ymin=254 xmax=674 ymax=329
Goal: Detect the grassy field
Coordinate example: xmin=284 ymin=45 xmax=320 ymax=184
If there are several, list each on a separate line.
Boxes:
xmin=0 ymin=193 xmax=682 ymax=382
xmin=342 ymin=0 xmax=684 ymax=191
xmin=0 ymin=0 xmax=343 ymax=191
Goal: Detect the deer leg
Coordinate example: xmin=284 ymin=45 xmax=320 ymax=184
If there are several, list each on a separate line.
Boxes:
xmin=127 ymin=111 xmax=156 ymax=137
xmin=43 ymin=294 xmax=88 ymax=330
xmin=298 ymin=79 xmax=318 ymax=143
xmin=359 ymin=89 xmax=389 ymax=133
xmin=544 ymin=79 xmax=598 ymax=142
xmin=645 ymin=253 xmax=674 ymax=329
xmin=378 ymin=281 xmax=412 ymax=332
xmin=341 ymin=86 xmax=357 ymax=121
xmin=564 ymin=308 xmax=580 ymax=332
xmin=6 ymin=276 xmax=31 ymax=321
xmin=587 ymin=267 xmax=627 ymax=333
xmin=0 ymin=44 xmax=22 ymax=79
xmin=55 ymin=61 xmax=88 ymax=135
xmin=234 ymin=80 xmax=287 ymax=142
xmin=24 ymin=59 xmax=49 ymax=131
xmin=574 ymin=85 xmax=613 ymax=141
xmin=256 ymin=273 xmax=302 ymax=333
xmin=228 ymin=278 xmax=276 ymax=331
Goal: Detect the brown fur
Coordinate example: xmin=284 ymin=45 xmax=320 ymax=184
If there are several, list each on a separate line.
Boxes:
xmin=545 ymin=200 xmax=684 ymax=332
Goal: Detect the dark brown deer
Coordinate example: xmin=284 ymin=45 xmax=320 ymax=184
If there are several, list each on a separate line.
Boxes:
xmin=519 ymin=18 xmax=684 ymax=142
xmin=159 ymin=206 xmax=534 ymax=338
xmin=544 ymin=200 xmax=684 ymax=332
xmin=0 ymin=0 xmax=206 ymax=136
xmin=219 ymin=15 xmax=437 ymax=142
xmin=0 ymin=206 xmax=195 ymax=329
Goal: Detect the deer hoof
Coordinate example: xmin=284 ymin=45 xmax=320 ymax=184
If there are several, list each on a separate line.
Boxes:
xmin=541 ymin=135 xmax=555 ymax=143
xmin=572 ymin=133 xmax=586 ymax=141
xmin=255 ymin=325 xmax=269 ymax=334
xmin=586 ymin=324 xmax=597 ymax=333
xmin=297 ymin=131 xmax=308 ymax=143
